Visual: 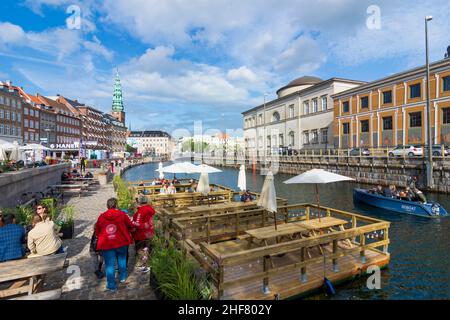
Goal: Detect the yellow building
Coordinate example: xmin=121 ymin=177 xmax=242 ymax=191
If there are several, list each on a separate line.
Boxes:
xmin=332 ymin=58 xmax=450 ymax=149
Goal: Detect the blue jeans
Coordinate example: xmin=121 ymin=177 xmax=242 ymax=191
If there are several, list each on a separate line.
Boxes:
xmin=102 ymin=246 xmax=128 ymax=290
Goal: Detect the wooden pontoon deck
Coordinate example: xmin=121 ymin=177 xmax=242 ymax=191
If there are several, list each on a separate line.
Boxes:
xmin=178 ymin=204 xmax=391 ymax=300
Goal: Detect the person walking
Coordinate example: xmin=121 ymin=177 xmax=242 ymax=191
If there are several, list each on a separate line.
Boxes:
xmin=95 ymin=198 xmax=136 ymax=292
xmin=132 ymin=196 xmax=156 ymax=273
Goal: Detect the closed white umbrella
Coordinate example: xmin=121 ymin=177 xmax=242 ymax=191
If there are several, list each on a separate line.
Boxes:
xmin=238 ymin=165 xmax=246 ymax=191
xmin=284 ymin=169 xmax=354 ymax=222
xmin=196 ymin=172 xmax=211 ymax=195
xmin=158 ymin=162 xmax=164 ymax=179
xmin=257 ymin=171 xmax=278 ymax=229
xmin=0 ymin=146 xmax=7 ymax=161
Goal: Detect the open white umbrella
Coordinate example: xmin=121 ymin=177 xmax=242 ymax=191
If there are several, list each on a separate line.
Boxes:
xmin=237 ymin=165 xmax=246 ymax=191
xmin=257 ymin=171 xmax=278 ymax=229
xmin=283 ymin=169 xmax=354 ymax=222
xmin=156 ymin=162 xmax=198 ymax=174
xmin=194 ymin=163 xmax=222 ymax=173
xmin=158 ymin=162 xmax=164 ymax=179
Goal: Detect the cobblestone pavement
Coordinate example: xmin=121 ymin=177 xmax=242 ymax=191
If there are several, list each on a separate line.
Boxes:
xmin=44 ymin=182 xmax=157 ymax=300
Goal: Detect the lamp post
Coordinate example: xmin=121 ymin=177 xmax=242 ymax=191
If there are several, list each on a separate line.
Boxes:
xmin=425 ymin=15 xmax=433 ymax=188
xmin=263 ymin=93 xmax=268 ymax=165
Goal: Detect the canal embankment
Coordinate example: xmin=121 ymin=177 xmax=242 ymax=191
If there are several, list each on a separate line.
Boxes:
xmin=201 ymin=155 xmax=450 ymax=193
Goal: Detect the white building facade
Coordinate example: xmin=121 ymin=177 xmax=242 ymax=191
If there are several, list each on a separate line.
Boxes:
xmin=127 ymin=131 xmax=174 ymax=158
xmin=242 ymin=76 xmax=365 ymax=156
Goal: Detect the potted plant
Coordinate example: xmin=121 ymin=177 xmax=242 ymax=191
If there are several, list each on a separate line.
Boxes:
xmin=57 ymin=205 xmax=76 ymax=239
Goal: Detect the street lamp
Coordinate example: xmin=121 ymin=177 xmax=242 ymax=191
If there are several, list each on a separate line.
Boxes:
xmin=425 ymin=15 xmax=433 ymax=188
xmin=263 ymin=93 xmax=269 ymax=164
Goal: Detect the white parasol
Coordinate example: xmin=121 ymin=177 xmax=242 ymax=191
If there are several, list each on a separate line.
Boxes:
xmin=284 ymin=169 xmax=354 ymax=222
xmin=237 ymin=165 xmax=246 ymax=191
xmin=257 ymin=171 xmax=278 ymax=229
xmin=158 ymin=162 xmax=164 ymax=179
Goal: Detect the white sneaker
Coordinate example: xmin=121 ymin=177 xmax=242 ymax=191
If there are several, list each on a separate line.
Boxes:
xmin=140 ymin=267 xmax=151 ymax=274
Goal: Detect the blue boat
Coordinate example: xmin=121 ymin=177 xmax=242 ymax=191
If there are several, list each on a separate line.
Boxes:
xmin=353 ymin=188 xmax=448 ymax=218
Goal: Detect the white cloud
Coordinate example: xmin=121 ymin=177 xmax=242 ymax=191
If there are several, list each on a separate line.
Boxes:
xmin=227 ymin=66 xmax=258 ymax=83
xmin=0 ymin=22 xmax=26 ymax=44
xmin=83 ymin=36 xmax=114 ymax=61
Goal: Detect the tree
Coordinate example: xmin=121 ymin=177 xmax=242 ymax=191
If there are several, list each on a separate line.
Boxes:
xmin=126 ymin=144 xmax=137 ymax=153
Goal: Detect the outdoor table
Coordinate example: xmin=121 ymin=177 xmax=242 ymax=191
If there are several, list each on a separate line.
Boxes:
xmin=294 ymin=217 xmax=351 ymax=253
xmin=51 ymin=184 xmax=87 ymax=198
xmin=245 ymin=223 xmax=309 ymax=248
xmin=185 ymin=201 xmax=257 ymax=213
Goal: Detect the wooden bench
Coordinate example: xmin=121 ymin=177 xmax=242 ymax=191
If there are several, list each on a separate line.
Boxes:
xmin=0 ymin=253 xmax=68 ymax=300
xmin=51 ymin=184 xmax=88 ymax=198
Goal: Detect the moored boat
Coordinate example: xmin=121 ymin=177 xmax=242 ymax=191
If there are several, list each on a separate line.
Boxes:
xmin=353 ymin=188 xmax=448 ymax=218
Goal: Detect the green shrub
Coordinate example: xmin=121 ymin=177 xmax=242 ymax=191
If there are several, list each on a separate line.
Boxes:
xmin=40 ymin=198 xmax=58 ymax=221
xmin=15 ymin=206 xmax=35 ymax=226
xmin=116 ymin=177 xmax=136 ymax=214
xmin=58 ymin=205 xmax=76 ymax=226
xmin=150 ymin=233 xmax=212 ymax=300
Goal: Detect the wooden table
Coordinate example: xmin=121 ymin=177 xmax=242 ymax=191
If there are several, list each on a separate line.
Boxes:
xmin=294 ymin=217 xmax=351 ymax=253
xmin=246 ymin=223 xmax=309 ymax=248
xmin=51 ymin=184 xmax=88 ymax=198
xmin=0 ymin=253 xmax=68 ymax=299
xmin=186 ymin=201 xmax=258 ymax=213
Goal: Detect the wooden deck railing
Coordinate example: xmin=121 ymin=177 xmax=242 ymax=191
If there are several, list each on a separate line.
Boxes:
xmin=177 ymin=203 xmax=390 ymax=300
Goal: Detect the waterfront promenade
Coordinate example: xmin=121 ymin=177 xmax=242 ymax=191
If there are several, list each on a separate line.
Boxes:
xmin=43 ymin=175 xmax=157 ymax=300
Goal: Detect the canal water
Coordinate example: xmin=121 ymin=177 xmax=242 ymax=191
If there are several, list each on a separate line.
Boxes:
xmin=122 ymin=162 xmax=450 ymax=300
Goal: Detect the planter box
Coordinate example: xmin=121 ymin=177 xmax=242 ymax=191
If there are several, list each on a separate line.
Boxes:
xmin=60 ymin=223 xmax=74 ymax=239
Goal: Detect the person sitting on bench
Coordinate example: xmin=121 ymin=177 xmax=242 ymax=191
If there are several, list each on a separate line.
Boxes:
xmin=0 ymin=214 xmax=25 ymax=262
xmin=27 ymin=215 xmax=63 ymax=258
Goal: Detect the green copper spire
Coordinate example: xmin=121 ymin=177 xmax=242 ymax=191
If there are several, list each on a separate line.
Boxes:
xmin=112 ymin=68 xmax=124 ymax=112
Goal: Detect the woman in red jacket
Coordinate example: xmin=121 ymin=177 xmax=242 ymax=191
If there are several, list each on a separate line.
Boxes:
xmin=95 ymin=198 xmax=136 ymax=292
xmin=132 ymin=195 xmax=156 ymax=273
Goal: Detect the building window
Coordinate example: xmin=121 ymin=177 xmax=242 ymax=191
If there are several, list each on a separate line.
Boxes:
xmin=24 ymin=108 xmax=29 ymax=115
xmin=360 ymin=96 xmax=369 ymax=109
xmin=383 ymin=90 xmax=392 ymax=104
xmin=409 ymin=112 xmax=422 ymax=127
xmin=304 ymin=101 xmax=310 ymax=114
xmin=0 ymin=109 xmax=3 ymax=118
xmin=312 ymin=99 xmax=318 ymax=113
xmin=303 ymin=131 xmax=309 ymax=144
xmin=443 ymin=76 xmax=450 ymax=92
xmin=321 ymin=128 xmax=328 ymax=144
xmin=272 ymin=112 xmax=280 ymax=122
xmin=289 ymin=105 xmax=294 ymax=118
xmin=410 ymin=83 xmax=421 ymax=99
xmin=342 ymin=101 xmax=349 ymax=113
xmin=360 ymin=120 xmax=369 ymax=133
xmin=24 ymin=119 xmax=29 ymax=128
xmin=342 ymin=123 xmax=350 ymax=135
xmin=311 ymin=130 xmax=318 ymax=144
xmin=289 ymin=131 xmax=295 ymax=146
xmin=383 ymin=116 xmax=393 ymax=130
xmin=258 ymin=114 xmax=263 ymax=125
xmin=321 ymin=97 xmax=327 ymax=111
xmin=443 ymin=108 xmax=450 ymax=124
xmin=24 ymin=131 xmax=29 ymax=141
xmin=279 ymin=134 xmax=284 ymax=147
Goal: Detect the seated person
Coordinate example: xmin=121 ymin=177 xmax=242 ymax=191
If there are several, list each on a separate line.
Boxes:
xmin=0 ymin=214 xmax=25 ymax=262
xmin=61 ymin=171 xmax=71 ymax=182
xmin=27 ymin=215 xmax=63 ymax=258
xmin=240 ymin=190 xmax=254 ymax=202
xmin=390 ymin=185 xmax=399 ymax=198
xmin=138 ymin=180 xmax=145 ymax=187
xmin=151 ymin=179 xmax=156 ymax=186
xmin=84 ymin=171 xmax=94 ymax=179
xmin=375 ymin=185 xmax=384 ymax=195
xmin=172 ymin=177 xmax=179 ymax=185
xmin=143 ymin=189 xmax=150 ymax=195
xmin=71 ymin=169 xmax=80 ymax=177
xmin=413 ymin=188 xmax=427 ymax=204
xmin=168 ymin=183 xmax=177 ymax=194
xmin=383 ymin=186 xmax=393 ymax=198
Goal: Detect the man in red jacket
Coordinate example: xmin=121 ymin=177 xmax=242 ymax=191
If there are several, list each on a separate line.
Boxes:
xmin=132 ymin=195 xmax=156 ymax=273
xmin=95 ymin=198 xmax=137 ymax=292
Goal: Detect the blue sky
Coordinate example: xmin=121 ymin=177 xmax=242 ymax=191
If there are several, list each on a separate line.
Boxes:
xmin=0 ymin=0 xmax=449 ymax=137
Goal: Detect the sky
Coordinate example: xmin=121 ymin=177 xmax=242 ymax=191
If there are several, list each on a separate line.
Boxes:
xmin=0 ymin=0 xmax=449 ymax=137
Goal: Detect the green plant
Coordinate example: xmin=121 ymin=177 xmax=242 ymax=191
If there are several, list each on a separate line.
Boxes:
xmin=116 ymin=177 xmax=136 ymax=214
xmin=59 ymin=205 xmax=76 ymax=225
xmin=150 ymin=233 xmax=211 ymax=300
xmin=39 ymin=198 xmax=58 ymax=221
xmin=15 ymin=206 xmax=34 ymax=226
xmin=113 ymin=175 xmax=122 ymax=192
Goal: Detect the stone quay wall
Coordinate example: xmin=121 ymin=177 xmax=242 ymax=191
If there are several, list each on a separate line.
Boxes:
xmin=202 ymin=155 xmax=450 ymax=193
xmin=0 ymin=163 xmax=70 ymax=208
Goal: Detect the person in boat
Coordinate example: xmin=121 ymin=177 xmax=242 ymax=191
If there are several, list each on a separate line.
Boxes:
xmin=383 ymin=185 xmax=394 ymax=198
xmin=407 ymin=176 xmax=427 ymax=203
xmin=390 ymin=185 xmax=399 ymax=198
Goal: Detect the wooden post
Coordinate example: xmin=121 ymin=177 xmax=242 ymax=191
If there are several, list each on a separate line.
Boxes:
xmin=326 ymin=209 xmax=331 ymax=217
xmin=360 ymin=233 xmax=366 ymax=263
xmin=207 ymin=217 xmax=211 ymax=243
xmin=262 ymin=209 xmax=266 ymax=227
xmin=383 ymin=228 xmax=389 ymax=253
xmin=263 ymin=255 xmax=270 ymax=294
xmin=332 ymin=239 xmax=339 ymax=272
xmin=306 ymin=206 xmax=310 ymax=220
xmin=218 ymin=265 xmax=224 ymax=300
xmin=352 ymin=215 xmax=357 ymax=243
xmin=236 ymin=212 xmax=240 ymax=237
xmin=300 ymin=247 xmax=307 ymax=282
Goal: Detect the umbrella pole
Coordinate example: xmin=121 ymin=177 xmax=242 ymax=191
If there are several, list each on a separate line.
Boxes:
xmin=274 ymin=211 xmax=277 ymax=231
xmin=315 ymin=184 xmax=321 ymax=223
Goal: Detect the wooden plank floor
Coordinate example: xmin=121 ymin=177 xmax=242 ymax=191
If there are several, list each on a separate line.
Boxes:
xmin=217 ymin=243 xmax=389 ymax=300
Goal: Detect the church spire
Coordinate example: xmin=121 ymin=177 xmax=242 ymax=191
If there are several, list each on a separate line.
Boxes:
xmin=112 ymin=68 xmax=124 ymax=112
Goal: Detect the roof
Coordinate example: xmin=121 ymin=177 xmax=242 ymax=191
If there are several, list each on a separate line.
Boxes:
xmin=332 ymin=57 xmax=450 ymax=99
xmin=128 ymin=131 xmax=172 ymax=139
xmin=242 ymin=77 xmax=367 ymax=115
xmin=36 ymin=94 xmax=78 ymax=118
xmin=276 ymin=76 xmax=323 ymax=96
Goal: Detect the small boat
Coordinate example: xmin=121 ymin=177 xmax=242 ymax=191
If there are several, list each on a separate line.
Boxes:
xmin=353 ymin=188 xmax=448 ymax=218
